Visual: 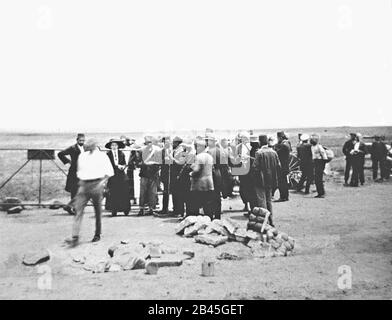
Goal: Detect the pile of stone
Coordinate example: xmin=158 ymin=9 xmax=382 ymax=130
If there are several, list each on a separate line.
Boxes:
xmin=175 ymin=216 xmax=259 ymax=247
xmin=71 ymin=241 xmax=194 ymax=274
xmin=246 ymin=207 xmax=295 ymax=257
xmin=0 ymin=197 xmax=24 ymax=214
xmin=175 ymin=211 xmax=295 ymax=258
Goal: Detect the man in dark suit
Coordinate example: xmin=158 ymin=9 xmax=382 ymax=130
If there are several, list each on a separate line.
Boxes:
xmin=252 ymin=135 xmax=281 ymax=226
xmin=342 ymin=133 xmax=356 ymax=186
xmin=58 ymin=133 xmax=85 ymax=214
xmin=350 ymin=133 xmax=366 ymax=187
xmin=274 ymin=131 xmax=291 ymax=202
xmin=371 ymin=135 xmax=389 ymax=182
xmin=296 ymin=134 xmax=314 ymax=194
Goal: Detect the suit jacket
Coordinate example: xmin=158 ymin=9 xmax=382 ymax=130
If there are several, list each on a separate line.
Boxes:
xmin=58 ymin=144 xmax=82 ymax=192
xmin=342 ymin=139 xmax=355 ymax=160
xmin=190 ymin=152 xmax=214 ymax=192
xmin=371 ymin=141 xmax=388 ymax=160
xmin=274 ymin=140 xmax=291 ymax=173
xmin=252 ymin=146 xmax=281 ymax=190
xmin=297 ymin=142 xmax=313 ymax=166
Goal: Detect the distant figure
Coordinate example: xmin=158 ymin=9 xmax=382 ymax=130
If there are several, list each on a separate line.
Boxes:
xmin=124 ymin=137 xmax=137 ymax=205
xmin=234 ymin=131 xmax=253 ymax=212
xmin=274 ymin=131 xmax=292 ymax=202
xmin=65 ymin=139 xmax=114 ymax=247
xmin=187 ymin=139 xmax=215 ymax=219
xmin=138 ymin=136 xmax=161 ymax=216
xmin=371 ymin=135 xmax=389 ymax=182
xmin=296 ymin=134 xmax=314 ymax=194
xmin=58 ymin=133 xmax=85 ymax=215
xmin=342 ymin=133 xmax=356 ymax=186
xmin=310 ymin=134 xmax=328 ymax=198
xmin=206 ymin=135 xmax=224 ymax=220
xmin=158 ymin=136 xmax=173 ymax=216
xmin=105 ymin=138 xmax=131 ymax=216
xmin=252 ymin=135 xmax=280 ymax=226
xmin=350 ymin=133 xmax=366 ymax=187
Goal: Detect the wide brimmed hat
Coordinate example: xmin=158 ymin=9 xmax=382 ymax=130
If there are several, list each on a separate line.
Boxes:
xmin=250 ymin=135 xmax=259 ymax=143
xmin=300 ymin=134 xmax=310 ymax=142
xmin=105 ymin=138 xmax=125 ymax=149
xmin=205 ymin=135 xmax=217 ymax=142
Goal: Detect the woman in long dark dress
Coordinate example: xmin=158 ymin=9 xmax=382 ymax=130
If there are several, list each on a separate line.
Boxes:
xmin=104 ymin=139 xmax=131 ymax=216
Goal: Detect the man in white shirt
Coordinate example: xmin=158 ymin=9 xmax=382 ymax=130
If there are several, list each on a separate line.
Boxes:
xmin=65 ymin=139 xmax=114 ymax=247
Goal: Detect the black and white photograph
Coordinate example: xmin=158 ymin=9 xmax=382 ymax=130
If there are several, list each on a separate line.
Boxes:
xmin=0 ymin=0 xmax=391 ymax=304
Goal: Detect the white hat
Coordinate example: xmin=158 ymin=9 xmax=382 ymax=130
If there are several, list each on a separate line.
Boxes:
xmin=300 ymin=134 xmax=310 ymax=142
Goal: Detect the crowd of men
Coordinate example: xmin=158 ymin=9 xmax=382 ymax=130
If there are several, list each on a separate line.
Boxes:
xmin=58 ymin=130 xmax=390 ymax=247
xmin=342 ymin=133 xmax=391 ymax=187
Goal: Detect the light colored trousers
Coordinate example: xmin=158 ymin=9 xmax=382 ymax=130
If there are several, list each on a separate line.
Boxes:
xmin=72 ymin=179 xmax=104 ymax=238
xmin=139 ymin=176 xmax=158 ymax=209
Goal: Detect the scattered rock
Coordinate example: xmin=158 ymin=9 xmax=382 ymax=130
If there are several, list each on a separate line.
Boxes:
xmin=49 ymin=200 xmax=64 ymax=210
xmin=145 ymin=261 xmax=159 ymax=275
xmin=194 ymin=234 xmax=228 ymax=247
xmin=1 ymin=197 xmax=22 ymax=211
xmin=108 ymin=245 xmax=118 ymax=258
xmin=221 ymin=218 xmax=240 ymax=235
xmin=175 ymin=216 xmax=198 ymax=234
xmin=22 ymin=249 xmax=50 ymax=266
xmin=7 ymin=206 xmax=23 ymax=214
xmin=183 ymin=249 xmax=195 ymax=259
xmin=217 ymin=252 xmax=242 ymax=261
xmin=120 ymin=239 xmax=130 ymax=244
xmin=148 ymin=254 xmax=189 ymax=267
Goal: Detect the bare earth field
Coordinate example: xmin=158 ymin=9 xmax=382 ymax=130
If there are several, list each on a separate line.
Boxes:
xmin=0 ymin=127 xmax=391 ymax=300
xmin=0 ymin=173 xmax=391 ymax=300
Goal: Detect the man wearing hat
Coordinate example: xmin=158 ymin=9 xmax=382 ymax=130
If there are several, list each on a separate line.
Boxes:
xmin=104 ymin=138 xmax=131 ymax=216
xmin=274 ymin=131 xmax=292 ymax=202
xmin=58 ymin=133 xmax=86 ymax=215
xmin=252 ymin=135 xmax=280 ymax=226
xmin=158 ymin=136 xmax=173 ymax=216
xmin=371 ymin=135 xmax=389 ymax=182
xmin=342 ymin=133 xmax=357 ymax=186
xmin=206 ymin=135 xmax=226 ymax=219
xmin=296 ymin=134 xmax=314 ymax=194
xmin=138 ymin=136 xmax=162 ymax=215
xmin=187 ymin=138 xmax=215 ymax=218
xmin=233 ymin=131 xmax=253 ymax=211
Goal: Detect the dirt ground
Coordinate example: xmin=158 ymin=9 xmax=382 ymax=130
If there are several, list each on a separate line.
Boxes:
xmin=0 ymin=173 xmax=391 ymax=300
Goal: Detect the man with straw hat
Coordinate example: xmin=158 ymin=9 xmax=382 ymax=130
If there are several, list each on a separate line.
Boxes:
xmin=138 ymin=135 xmax=161 ymax=216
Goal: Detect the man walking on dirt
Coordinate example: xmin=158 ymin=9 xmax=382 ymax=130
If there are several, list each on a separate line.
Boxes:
xmin=65 ymin=139 xmax=114 ymax=247
xmin=58 ymin=133 xmax=85 ymax=215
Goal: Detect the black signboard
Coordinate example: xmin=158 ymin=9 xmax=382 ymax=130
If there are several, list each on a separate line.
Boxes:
xmin=27 ymin=149 xmax=55 ymax=160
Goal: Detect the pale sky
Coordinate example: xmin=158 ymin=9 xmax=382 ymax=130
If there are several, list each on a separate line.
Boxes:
xmin=0 ymin=0 xmax=391 ymax=133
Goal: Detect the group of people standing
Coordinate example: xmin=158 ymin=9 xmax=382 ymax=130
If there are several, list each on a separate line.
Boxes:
xmin=60 ymin=129 xmax=390 ymax=247
xmin=343 ymin=133 xmax=390 ymax=187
